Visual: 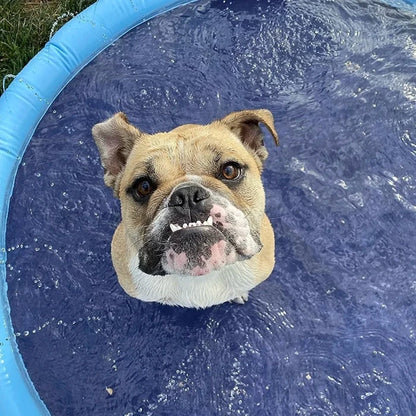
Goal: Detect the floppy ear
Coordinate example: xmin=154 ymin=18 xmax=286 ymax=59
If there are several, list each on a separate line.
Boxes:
xmin=92 ymin=112 xmax=142 ymax=196
xmin=219 ymin=109 xmax=278 ymax=163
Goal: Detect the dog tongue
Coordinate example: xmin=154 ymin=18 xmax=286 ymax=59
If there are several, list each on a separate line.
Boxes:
xmin=162 ymin=228 xmax=237 ymax=276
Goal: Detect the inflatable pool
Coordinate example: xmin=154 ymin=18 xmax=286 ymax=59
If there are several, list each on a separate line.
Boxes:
xmin=1 ymin=0 xmax=416 ymax=415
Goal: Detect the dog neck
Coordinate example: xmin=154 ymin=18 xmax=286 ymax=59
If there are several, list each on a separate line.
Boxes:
xmin=127 ymin=255 xmax=257 ymax=309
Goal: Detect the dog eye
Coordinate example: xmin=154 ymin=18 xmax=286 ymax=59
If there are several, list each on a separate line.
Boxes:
xmin=220 ymin=162 xmax=242 ymax=181
xmin=134 ymin=178 xmax=154 ymax=198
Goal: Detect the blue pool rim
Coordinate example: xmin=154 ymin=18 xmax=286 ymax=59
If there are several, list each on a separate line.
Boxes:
xmin=0 ymin=1 xmax=195 ymax=414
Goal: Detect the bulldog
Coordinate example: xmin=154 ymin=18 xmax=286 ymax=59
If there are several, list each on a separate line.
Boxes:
xmin=92 ymin=109 xmax=278 ymax=308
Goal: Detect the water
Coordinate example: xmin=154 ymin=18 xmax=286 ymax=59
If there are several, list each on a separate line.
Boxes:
xmin=6 ymin=0 xmax=416 ymax=415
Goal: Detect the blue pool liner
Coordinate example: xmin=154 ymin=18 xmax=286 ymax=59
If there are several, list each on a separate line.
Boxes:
xmin=1 ymin=0 xmax=415 ymax=414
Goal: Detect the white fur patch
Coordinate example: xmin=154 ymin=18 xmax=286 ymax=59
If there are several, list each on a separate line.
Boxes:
xmin=127 ymin=255 xmax=257 ymax=309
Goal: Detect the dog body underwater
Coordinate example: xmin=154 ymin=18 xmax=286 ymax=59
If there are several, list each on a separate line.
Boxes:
xmin=92 ymin=110 xmax=278 ymax=308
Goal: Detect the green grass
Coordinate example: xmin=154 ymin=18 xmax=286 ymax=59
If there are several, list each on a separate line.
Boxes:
xmin=0 ymin=0 xmax=96 ymax=91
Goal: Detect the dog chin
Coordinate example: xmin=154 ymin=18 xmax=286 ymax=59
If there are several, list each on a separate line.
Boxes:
xmin=160 ymin=226 xmax=241 ymax=276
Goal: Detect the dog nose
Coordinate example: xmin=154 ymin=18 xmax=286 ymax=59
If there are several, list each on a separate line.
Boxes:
xmin=168 ymin=185 xmax=210 ymax=210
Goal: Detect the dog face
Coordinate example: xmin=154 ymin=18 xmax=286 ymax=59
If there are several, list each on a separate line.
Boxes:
xmin=93 ymin=110 xmax=278 ymax=277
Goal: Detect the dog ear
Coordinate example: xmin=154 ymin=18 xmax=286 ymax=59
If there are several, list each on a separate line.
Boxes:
xmin=219 ymin=109 xmax=278 ymax=163
xmin=92 ymin=112 xmax=142 ymax=195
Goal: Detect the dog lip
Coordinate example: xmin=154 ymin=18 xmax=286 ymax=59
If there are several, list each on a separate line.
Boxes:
xmin=169 ymin=216 xmax=213 ymax=233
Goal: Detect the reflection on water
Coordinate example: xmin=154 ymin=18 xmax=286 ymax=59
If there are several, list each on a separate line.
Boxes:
xmin=6 ymin=0 xmax=416 ymax=415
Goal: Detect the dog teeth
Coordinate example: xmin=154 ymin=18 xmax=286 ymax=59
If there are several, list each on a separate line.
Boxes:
xmin=169 ymin=224 xmax=182 ymax=232
xmin=169 ymin=216 xmax=214 ymax=233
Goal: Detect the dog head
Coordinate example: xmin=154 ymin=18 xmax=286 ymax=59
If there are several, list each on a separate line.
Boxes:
xmin=92 ymin=110 xmax=278 ymax=277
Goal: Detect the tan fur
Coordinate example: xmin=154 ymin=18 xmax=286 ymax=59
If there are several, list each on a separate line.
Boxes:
xmin=93 ymin=109 xmax=278 ymax=307
xmin=111 ymin=223 xmax=136 ymax=297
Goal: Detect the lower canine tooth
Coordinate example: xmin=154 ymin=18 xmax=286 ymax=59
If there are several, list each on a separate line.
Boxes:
xmin=170 ymin=224 xmax=180 ymax=232
xmin=207 ymin=216 xmax=213 ymax=226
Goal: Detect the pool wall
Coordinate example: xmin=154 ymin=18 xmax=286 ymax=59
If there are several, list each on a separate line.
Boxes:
xmin=0 ymin=1 xmax=195 ymax=414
